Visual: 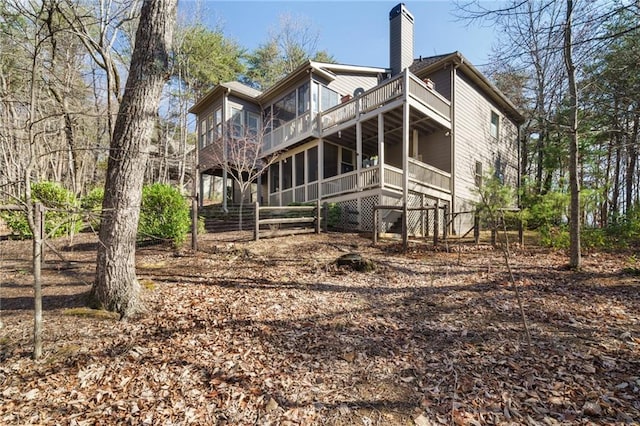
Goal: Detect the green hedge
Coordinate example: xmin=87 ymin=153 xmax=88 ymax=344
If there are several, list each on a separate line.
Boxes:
xmin=1 ymin=182 xmax=82 ymax=238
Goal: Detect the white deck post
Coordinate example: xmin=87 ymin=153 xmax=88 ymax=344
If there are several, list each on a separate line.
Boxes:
xmin=356 ymin=121 xmax=362 ymax=191
xmin=402 ymin=69 xmax=410 ymax=250
xmin=378 ymin=113 xmax=385 ymax=189
xmin=318 ymin=139 xmax=324 ymax=200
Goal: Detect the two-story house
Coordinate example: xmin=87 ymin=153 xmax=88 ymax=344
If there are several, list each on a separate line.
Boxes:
xmin=189 ymin=3 xmax=523 ymax=237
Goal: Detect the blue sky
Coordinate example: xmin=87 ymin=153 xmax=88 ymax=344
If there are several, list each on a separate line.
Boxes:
xmin=178 ymin=1 xmax=498 ymax=69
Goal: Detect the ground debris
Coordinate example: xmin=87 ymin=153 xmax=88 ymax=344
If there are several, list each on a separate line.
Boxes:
xmin=1 ymin=232 xmax=638 ymax=425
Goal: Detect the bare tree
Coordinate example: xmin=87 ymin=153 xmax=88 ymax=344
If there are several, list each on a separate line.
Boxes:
xmin=92 ymin=0 xmax=177 ymax=319
xmin=208 ymin=120 xmax=279 ymax=230
xmin=564 ymin=0 xmax=581 ymax=268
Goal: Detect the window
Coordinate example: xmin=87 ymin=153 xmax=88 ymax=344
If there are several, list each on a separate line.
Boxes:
xmin=206 ymin=114 xmax=214 ymax=147
xmin=311 ymin=82 xmax=319 ymax=113
xmin=282 ymin=157 xmax=293 ymax=190
xmin=247 ymin=111 xmax=260 ymax=136
xmin=307 ymin=146 xmax=318 ymax=182
xmin=273 ymin=91 xmax=296 ymax=128
xmin=199 ymin=119 xmax=207 ymax=148
xmin=341 ymin=147 xmax=354 ymax=173
xmin=298 ymin=82 xmax=310 ymax=115
xmin=321 ymin=86 xmax=339 ymax=111
xmin=214 ymin=108 xmax=222 ymax=140
xmin=231 ymin=107 xmax=243 ymax=137
xmin=263 ymin=107 xmax=272 ymax=133
xmin=475 ymin=161 xmax=483 ymax=187
xmin=490 ymin=111 xmax=499 ymax=139
xmin=295 ymin=151 xmax=305 ymax=186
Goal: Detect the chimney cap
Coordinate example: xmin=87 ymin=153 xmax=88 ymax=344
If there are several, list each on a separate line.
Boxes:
xmin=389 ymin=3 xmax=414 ymax=22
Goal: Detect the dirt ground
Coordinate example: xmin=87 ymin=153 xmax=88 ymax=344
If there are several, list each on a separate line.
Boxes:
xmin=1 ymin=231 xmax=639 ymax=425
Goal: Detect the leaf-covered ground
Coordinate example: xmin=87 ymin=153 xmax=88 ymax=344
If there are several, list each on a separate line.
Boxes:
xmin=1 ymin=231 xmax=639 ymax=425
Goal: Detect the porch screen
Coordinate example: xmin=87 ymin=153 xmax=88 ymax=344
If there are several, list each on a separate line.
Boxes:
xmin=270 ymin=163 xmax=279 ymax=193
xmin=295 ymin=152 xmax=305 ymax=186
xmin=308 ymin=147 xmax=318 ymax=182
xmin=282 ymin=157 xmax=293 ymax=190
xmin=324 ymin=143 xmax=339 ymax=178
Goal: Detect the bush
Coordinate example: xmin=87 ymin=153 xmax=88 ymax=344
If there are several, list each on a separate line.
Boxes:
xmin=138 ymin=183 xmax=190 ymax=247
xmin=539 ymin=225 xmax=570 ymax=249
xmin=81 ymin=187 xmax=104 ymax=231
xmin=326 ymin=203 xmax=341 ymax=229
xmin=1 ymin=181 xmax=82 ymax=239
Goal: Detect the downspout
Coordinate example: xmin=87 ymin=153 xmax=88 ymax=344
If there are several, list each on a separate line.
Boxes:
xmin=222 ymin=87 xmax=230 ymax=213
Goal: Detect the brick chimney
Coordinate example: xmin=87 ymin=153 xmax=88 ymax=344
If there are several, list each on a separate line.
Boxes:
xmin=389 ymin=3 xmax=414 ymax=76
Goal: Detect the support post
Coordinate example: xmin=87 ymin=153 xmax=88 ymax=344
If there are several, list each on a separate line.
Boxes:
xmin=191 ymin=167 xmax=199 ymax=251
xmin=474 ymin=210 xmax=480 ymax=245
xmin=519 ymin=215 xmax=525 ymax=247
xmin=323 ymin=202 xmax=329 ymax=232
xmin=402 ymin=203 xmax=408 ymax=252
xmin=253 ymin=201 xmax=260 ymax=241
xmin=443 ymin=205 xmax=449 ymax=240
xmin=433 ymin=199 xmax=440 ymax=246
xmin=316 ymin=199 xmax=321 ymax=234
xmin=373 ymin=207 xmax=378 ymax=245
xmin=33 ymin=202 xmax=43 ymax=360
xmin=401 ymin=70 xmax=410 ymax=252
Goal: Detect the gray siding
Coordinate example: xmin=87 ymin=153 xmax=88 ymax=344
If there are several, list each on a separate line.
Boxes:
xmin=419 ymin=130 xmax=450 ymax=172
xmin=453 ymin=71 xmax=519 ymax=213
xmin=425 ymin=68 xmax=452 ymax=101
xmin=389 ymin=3 xmax=414 ymax=76
xmin=326 ymin=73 xmax=380 ymax=100
xmin=227 ymin=97 xmax=261 ymax=116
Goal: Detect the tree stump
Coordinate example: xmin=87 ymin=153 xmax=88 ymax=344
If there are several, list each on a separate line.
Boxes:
xmin=336 ymin=253 xmax=375 ymax=272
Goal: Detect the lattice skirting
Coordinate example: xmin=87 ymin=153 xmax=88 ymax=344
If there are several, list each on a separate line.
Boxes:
xmin=326 ymin=191 xmax=449 ymax=237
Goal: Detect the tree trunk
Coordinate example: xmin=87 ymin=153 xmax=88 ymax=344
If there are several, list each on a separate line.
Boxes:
xmin=625 ymin=114 xmax=638 ymax=214
xmin=92 ymin=0 xmax=177 ymax=318
xmin=564 ymin=0 xmax=581 ymax=269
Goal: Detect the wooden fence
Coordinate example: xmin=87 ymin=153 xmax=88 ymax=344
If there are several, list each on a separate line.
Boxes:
xmin=253 ymin=200 xmax=323 ymax=241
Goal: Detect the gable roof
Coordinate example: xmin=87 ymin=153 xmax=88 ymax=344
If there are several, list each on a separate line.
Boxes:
xmin=188 ymin=81 xmax=262 ymax=115
xmin=256 ymin=60 xmax=387 ymax=103
xmin=410 ymin=52 xmax=524 ymax=124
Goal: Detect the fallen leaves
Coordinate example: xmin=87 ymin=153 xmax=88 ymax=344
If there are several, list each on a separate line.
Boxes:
xmin=0 ymin=233 xmax=639 ymax=424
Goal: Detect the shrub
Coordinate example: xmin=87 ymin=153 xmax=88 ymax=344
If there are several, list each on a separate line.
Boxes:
xmin=1 ymin=181 xmax=82 ymax=238
xmin=326 ymin=203 xmax=341 ymax=229
xmin=81 ymin=187 xmax=104 ymax=231
xmin=138 ymin=183 xmax=190 ymax=247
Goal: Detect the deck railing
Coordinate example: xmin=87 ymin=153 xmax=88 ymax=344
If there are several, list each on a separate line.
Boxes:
xmin=359 ymin=166 xmax=380 ymax=189
xmin=407 ymin=75 xmax=451 ymax=120
xmin=264 ymin=111 xmax=313 ymax=152
xmin=408 ymin=158 xmax=451 ymax=191
xmin=384 ymin=166 xmax=403 ymax=190
xmin=267 ymin=160 xmax=449 ymax=206
xmin=360 ymin=74 xmax=404 ymax=113
xmin=261 ymin=70 xmax=451 ymax=152
xmin=321 ymin=170 xmax=359 ymax=197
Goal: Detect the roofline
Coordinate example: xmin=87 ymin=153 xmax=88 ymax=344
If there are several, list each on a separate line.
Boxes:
xmin=189 ymin=82 xmax=261 ymax=115
xmin=188 ymin=85 xmax=224 ymax=115
xmin=416 ymin=52 xmax=524 ymax=124
xmin=257 ymin=60 xmax=387 ymax=102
